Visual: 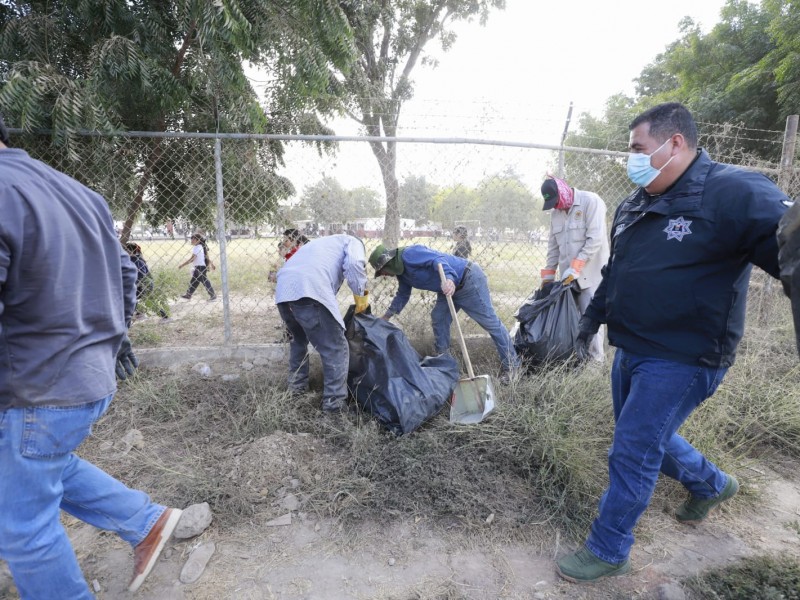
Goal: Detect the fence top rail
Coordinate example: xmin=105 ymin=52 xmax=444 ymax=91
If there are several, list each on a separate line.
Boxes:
xmin=7 ymin=128 xmax=782 ymax=174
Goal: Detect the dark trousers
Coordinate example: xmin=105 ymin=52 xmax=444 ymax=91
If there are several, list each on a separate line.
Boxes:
xmin=186 ymin=266 xmax=215 ymax=298
xmin=277 ymin=298 xmax=348 ymax=411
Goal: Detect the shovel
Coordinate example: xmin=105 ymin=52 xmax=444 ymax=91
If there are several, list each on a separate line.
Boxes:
xmin=437 ymin=263 xmax=495 ymax=424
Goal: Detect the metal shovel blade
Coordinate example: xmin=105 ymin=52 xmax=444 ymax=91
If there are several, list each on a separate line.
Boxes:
xmin=449 ymin=375 xmax=495 ymax=424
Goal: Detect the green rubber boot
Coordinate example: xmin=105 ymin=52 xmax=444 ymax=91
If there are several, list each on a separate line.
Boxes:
xmin=675 ymin=475 xmax=739 ymax=524
xmin=556 ymin=547 xmax=631 ymax=583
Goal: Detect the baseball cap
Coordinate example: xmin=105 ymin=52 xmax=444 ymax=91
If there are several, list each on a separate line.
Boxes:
xmin=541 ymin=179 xmax=559 ymax=211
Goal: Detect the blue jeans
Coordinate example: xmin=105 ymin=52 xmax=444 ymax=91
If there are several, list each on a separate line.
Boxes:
xmin=0 ymin=396 xmax=166 ymax=600
xmin=278 ymin=299 xmax=349 ymax=411
xmin=586 ymin=349 xmax=729 ymax=564
xmin=431 ymin=264 xmax=520 ymax=371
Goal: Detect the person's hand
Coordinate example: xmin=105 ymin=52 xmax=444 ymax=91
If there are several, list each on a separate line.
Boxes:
xmin=561 ymin=258 xmax=586 ymax=286
xmin=540 ymin=268 xmax=556 ymax=288
xmin=441 ymin=278 xmax=456 ymax=296
xmin=575 ymin=315 xmax=600 ymax=362
xmin=354 ymin=291 xmax=369 ymax=314
xmin=115 ymin=334 xmax=139 ymax=380
xmin=381 ymin=313 xmax=392 ymax=321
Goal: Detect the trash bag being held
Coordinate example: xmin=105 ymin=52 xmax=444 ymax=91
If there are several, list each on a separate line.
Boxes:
xmin=345 ymin=310 xmax=459 ymax=435
xmin=513 ymin=282 xmax=581 ymax=364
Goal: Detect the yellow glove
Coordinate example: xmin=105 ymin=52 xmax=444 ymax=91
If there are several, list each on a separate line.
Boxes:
xmin=354 ymin=291 xmax=369 ymax=314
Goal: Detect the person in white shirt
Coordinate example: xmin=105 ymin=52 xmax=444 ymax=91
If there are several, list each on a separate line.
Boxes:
xmin=178 ymin=233 xmax=216 ymax=300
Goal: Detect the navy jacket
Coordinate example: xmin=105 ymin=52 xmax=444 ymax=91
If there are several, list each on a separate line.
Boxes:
xmin=0 ymin=149 xmax=137 ymax=408
xmin=585 ymin=150 xmax=790 ymax=367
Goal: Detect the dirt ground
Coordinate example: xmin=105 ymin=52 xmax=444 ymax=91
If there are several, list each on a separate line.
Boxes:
xmin=2 ymin=436 xmax=798 ymax=600
xmin=2 ymin=302 xmax=800 ymax=600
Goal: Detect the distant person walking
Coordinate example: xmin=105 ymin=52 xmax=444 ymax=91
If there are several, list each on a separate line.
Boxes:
xmin=452 ymin=226 xmax=472 ymax=259
xmin=179 ymin=233 xmax=217 ymax=301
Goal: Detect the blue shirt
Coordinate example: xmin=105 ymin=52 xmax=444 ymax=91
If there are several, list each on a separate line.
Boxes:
xmin=386 ymin=245 xmax=469 ymax=316
xmin=275 ymin=234 xmax=367 ymax=329
xmin=0 ymin=149 xmax=137 ymax=408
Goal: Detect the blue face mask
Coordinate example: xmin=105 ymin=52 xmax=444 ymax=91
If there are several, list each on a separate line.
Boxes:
xmin=627 ymin=137 xmax=675 ymax=187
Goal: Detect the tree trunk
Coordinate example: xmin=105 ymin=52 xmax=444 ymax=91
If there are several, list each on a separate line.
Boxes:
xmin=374 ymin=139 xmax=400 ymax=248
xmin=120 ymin=139 xmax=163 ymax=243
xmin=119 ymin=22 xmax=196 ymax=244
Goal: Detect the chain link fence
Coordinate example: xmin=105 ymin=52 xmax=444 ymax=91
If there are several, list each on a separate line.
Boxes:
xmin=10 ymin=124 xmax=799 ymax=350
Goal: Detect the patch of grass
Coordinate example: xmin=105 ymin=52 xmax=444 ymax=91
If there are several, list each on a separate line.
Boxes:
xmin=685 ymin=555 xmax=800 ymax=599
xmin=84 ymin=285 xmax=800 ymax=549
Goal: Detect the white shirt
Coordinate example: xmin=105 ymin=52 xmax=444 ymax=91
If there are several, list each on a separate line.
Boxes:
xmin=275 ymin=235 xmax=367 ymax=329
xmin=191 ymin=244 xmax=206 ymax=267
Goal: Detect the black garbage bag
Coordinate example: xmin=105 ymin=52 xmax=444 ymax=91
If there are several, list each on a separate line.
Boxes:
xmin=778 ymin=201 xmax=800 ymax=358
xmin=345 ymin=311 xmax=459 ymax=435
xmin=513 ymin=283 xmax=581 ymax=364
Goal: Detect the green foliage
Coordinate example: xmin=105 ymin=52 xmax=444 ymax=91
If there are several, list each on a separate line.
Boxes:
xmin=629 ymin=0 xmax=796 ymax=161
xmin=430 ymin=170 xmax=541 ymax=231
xmin=298 ymin=176 xmax=384 ymax=224
xmin=0 ymin=0 xmax=356 ymax=235
xmin=685 ymin=555 xmax=800 ymax=599
xmin=398 ymin=174 xmax=439 ymax=224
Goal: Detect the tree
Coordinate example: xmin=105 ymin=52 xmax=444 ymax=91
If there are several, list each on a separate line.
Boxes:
xmin=398 ymin=174 xmax=438 ymax=224
xmin=349 ymin=186 xmax=383 ymax=218
xmin=0 ymin=0 xmax=356 ymax=240
xmin=631 ymin=1 xmax=786 ymax=161
xmin=563 ymin=94 xmax=638 ymax=209
xmin=299 ymin=176 xmax=353 ymax=225
xmin=332 ymin=0 xmax=505 ymax=247
xmin=431 ymin=185 xmax=479 ymax=230
xmin=473 ymin=169 xmax=537 ymax=231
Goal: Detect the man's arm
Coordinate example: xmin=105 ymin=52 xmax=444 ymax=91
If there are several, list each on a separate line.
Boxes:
xmin=343 ymin=237 xmax=368 ymax=296
xmin=385 ymin=279 xmax=412 ymax=317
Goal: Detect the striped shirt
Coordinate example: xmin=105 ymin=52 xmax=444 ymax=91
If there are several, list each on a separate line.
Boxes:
xmin=275 ymin=234 xmax=367 ymax=329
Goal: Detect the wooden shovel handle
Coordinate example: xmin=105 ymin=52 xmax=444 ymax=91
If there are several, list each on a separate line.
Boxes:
xmin=437 ymin=263 xmax=475 ymax=378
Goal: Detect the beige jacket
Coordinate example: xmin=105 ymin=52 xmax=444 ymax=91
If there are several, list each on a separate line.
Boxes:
xmin=545 ymin=189 xmax=610 ymax=290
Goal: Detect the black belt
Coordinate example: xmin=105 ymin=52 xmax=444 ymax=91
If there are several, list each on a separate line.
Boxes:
xmin=456 ymin=262 xmax=472 ymax=290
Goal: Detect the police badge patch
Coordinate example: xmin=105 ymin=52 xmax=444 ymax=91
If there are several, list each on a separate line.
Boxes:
xmin=664 ymin=216 xmax=693 ymax=241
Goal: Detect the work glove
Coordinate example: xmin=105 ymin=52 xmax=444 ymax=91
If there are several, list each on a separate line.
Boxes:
xmin=115 ymin=334 xmax=139 ymax=380
xmin=540 ymin=268 xmax=556 ymax=287
xmin=575 ymin=315 xmax=600 ymax=362
xmin=354 ymin=291 xmax=369 ymax=314
xmin=561 ymin=258 xmax=586 ymax=286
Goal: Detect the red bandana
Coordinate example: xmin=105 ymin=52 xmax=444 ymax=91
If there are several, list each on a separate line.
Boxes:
xmin=553 ymin=177 xmax=574 ymax=211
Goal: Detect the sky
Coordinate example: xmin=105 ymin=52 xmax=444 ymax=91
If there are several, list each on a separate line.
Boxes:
xmin=263 ymin=0 xmax=733 ymax=197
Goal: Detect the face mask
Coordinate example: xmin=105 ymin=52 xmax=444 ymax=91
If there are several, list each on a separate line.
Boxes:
xmin=627 ymin=137 xmax=675 ymax=187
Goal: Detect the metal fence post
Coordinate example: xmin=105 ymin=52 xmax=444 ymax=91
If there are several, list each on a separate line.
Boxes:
xmin=214 ymin=138 xmax=232 ymax=344
xmin=779 ymin=115 xmax=798 ymax=193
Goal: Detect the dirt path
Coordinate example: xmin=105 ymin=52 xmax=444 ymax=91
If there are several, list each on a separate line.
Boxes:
xmin=4 ymin=463 xmax=795 ymax=600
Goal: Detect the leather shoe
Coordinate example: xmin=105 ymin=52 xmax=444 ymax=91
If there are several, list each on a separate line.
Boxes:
xmin=128 ymin=508 xmax=183 ymax=592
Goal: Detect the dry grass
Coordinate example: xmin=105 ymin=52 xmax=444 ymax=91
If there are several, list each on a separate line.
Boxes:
xmin=83 ymin=287 xmax=800 ymax=571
